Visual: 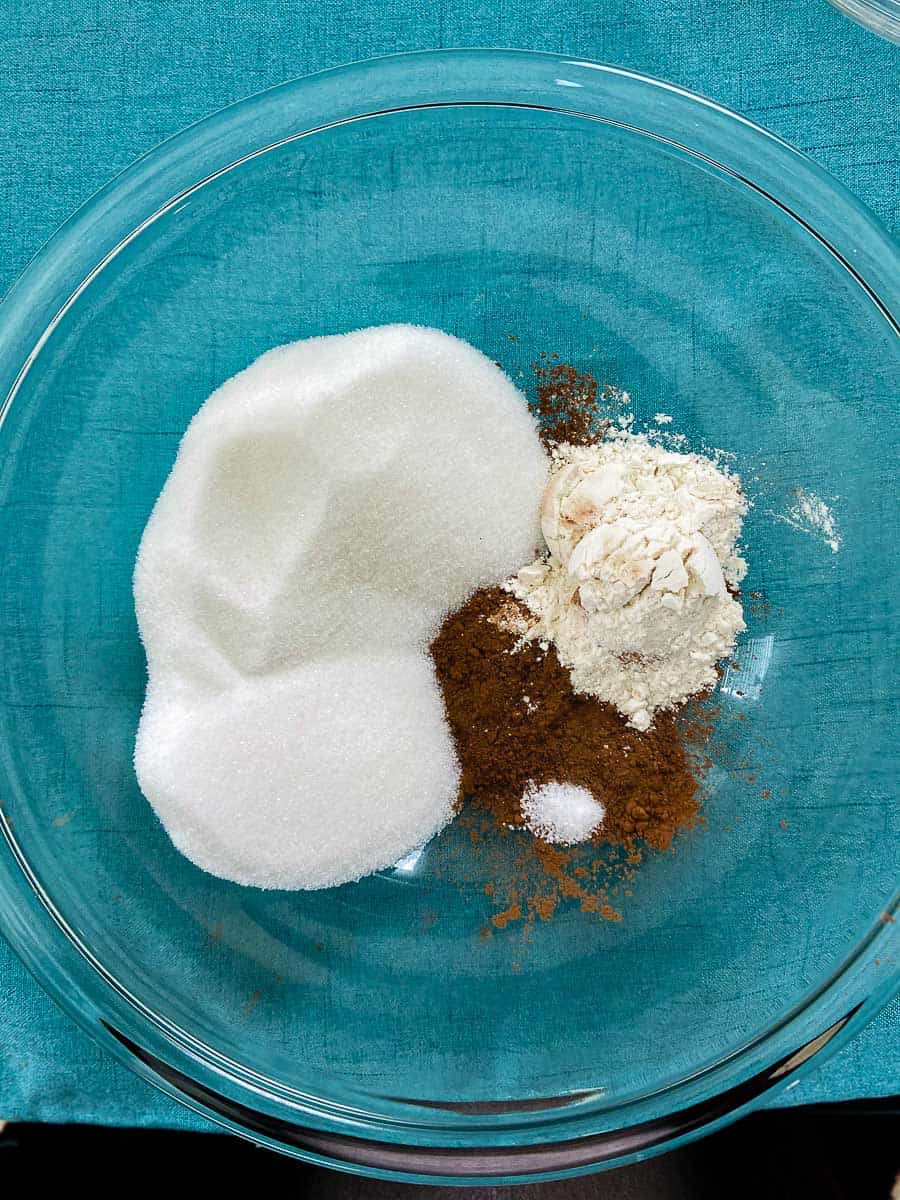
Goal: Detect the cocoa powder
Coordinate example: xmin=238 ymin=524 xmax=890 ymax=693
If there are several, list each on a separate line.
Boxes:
xmin=430 ymin=588 xmax=705 ymax=927
xmin=532 ymin=353 xmax=630 ymax=446
xmin=533 ymin=354 xmax=600 ymax=445
xmin=428 ymin=353 xmax=726 ymax=930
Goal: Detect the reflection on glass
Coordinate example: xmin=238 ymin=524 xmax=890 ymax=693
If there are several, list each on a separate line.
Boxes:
xmin=719 ymin=635 xmax=774 ymax=702
xmin=392 ymin=845 xmax=426 ymax=875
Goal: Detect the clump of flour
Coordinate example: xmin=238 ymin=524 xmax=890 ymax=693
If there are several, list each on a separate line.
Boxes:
xmin=134 ymin=326 xmax=547 ymax=889
xmin=508 ymin=434 xmax=747 ymax=730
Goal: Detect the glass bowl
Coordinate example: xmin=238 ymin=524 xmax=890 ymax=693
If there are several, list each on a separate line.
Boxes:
xmin=828 ymin=0 xmax=900 ymax=40
xmin=0 ymin=50 xmax=897 ymax=1185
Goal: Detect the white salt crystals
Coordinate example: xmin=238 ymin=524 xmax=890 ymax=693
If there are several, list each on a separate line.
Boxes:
xmin=521 ymin=781 xmax=606 ymax=845
xmin=134 ymin=326 xmax=547 ymax=889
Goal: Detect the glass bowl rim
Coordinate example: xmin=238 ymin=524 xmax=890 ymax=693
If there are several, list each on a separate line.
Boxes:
xmin=0 ymin=47 xmax=898 ymax=1184
xmin=827 ymin=0 xmax=900 ymax=42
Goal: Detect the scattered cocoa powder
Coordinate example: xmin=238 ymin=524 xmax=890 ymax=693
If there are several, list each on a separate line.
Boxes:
xmin=533 ymin=354 xmax=602 ymax=445
xmin=532 ymin=353 xmax=632 ymax=446
xmin=431 ymin=588 xmax=706 ymax=927
xmin=491 ymin=903 xmax=522 ymax=929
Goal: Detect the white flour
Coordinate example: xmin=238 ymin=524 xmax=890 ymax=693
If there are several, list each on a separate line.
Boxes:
xmin=787 ymin=487 xmax=841 ymax=554
xmin=508 ymin=434 xmax=748 ymax=730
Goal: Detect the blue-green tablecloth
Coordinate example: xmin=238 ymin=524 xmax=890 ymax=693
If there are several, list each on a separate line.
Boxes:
xmin=0 ymin=0 xmax=897 ymax=1129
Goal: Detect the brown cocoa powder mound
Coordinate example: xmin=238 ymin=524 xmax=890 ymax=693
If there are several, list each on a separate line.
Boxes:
xmin=431 ymin=588 xmax=701 ymax=858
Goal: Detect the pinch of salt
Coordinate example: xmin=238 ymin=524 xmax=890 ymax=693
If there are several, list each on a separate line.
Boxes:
xmin=521 ymin=781 xmax=606 ymax=846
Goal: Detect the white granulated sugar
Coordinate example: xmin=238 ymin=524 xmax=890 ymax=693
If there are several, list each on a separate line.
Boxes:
xmin=508 ymin=435 xmax=748 ymax=731
xmin=653 ymin=412 xmax=673 ymax=425
xmin=136 ymin=655 xmax=459 ymax=890
xmin=521 ymin=781 xmax=606 ymax=845
xmin=134 ymin=325 xmax=547 ymax=889
xmin=136 ymin=325 xmax=548 ymax=678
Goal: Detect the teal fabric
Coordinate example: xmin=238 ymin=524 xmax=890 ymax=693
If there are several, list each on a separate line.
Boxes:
xmin=0 ymin=0 xmax=897 ymax=1130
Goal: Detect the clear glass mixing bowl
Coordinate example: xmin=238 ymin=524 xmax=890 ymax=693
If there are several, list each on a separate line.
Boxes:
xmin=0 ymin=50 xmax=897 ymax=1185
xmin=828 ymin=0 xmax=900 ymax=40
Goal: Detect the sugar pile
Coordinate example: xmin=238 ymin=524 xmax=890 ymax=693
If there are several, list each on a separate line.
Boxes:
xmin=509 ymin=435 xmax=747 ymax=730
xmin=134 ymin=325 xmax=547 ymax=889
xmin=136 ymin=656 xmax=460 ymax=889
xmin=520 ymin=781 xmax=606 ymax=845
